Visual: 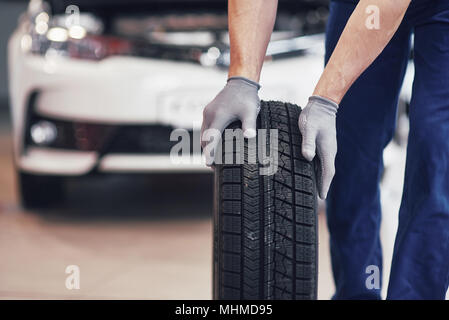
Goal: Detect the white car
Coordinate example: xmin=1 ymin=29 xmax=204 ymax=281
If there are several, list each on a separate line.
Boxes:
xmin=8 ymin=0 xmax=411 ymax=208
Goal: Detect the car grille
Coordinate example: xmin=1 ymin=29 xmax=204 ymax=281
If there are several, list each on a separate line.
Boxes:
xmin=109 ymin=125 xmax=197 ymax=154
xmin=26 ymin=116 xmax=199 ymax=155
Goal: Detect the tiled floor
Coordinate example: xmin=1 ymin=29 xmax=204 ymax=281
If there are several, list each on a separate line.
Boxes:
xmin=0 ymin=125 xmax=336 ymax=299
xmin=0 ymin=122 xmax=431 ymax=300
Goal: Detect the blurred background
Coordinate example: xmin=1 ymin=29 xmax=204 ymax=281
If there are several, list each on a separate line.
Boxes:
xmin=0 ymin=0 xmax=416 ymax=299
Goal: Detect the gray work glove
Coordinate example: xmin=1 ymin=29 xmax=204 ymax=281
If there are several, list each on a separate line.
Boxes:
xmin=201 ymin=76 xmax=260 ymax=166
xmin=298 ymin=95 xmax=338 ymax=200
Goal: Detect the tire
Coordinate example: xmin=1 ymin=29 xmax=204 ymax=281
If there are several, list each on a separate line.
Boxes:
xmin=213 ymin=100 xmax=318 ymax=300
xmin=18 ymin=171 xmax=65 ymax=209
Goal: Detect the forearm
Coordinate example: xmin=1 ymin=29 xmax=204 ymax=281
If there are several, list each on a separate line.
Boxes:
xmin=227 ymin=0 xmax=278 ymax=82
xmin=313 ymin=0 xmax=411 ymax=103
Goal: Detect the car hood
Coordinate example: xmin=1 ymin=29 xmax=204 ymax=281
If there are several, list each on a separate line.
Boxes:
xmin=47 ymin=0 xmax=329 ymax=14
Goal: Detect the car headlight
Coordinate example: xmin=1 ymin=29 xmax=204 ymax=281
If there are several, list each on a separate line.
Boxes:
xmin=19 ymin=0 xmax=326 ymax=66
xmin=20 ymin=0 xmax=228 ymax=65
xmin=21 ymin=1 xmax=131 ymax=61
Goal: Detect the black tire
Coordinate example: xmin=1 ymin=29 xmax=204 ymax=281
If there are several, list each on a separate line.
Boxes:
xmin=18 ymin=172 xmax=65 ymax=209
xmin=213 ymin=100 xmax=318 ymax=300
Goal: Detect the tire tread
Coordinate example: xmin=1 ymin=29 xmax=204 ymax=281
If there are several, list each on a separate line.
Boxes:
xmin=214 ymin=101 xmax=317 ymax=300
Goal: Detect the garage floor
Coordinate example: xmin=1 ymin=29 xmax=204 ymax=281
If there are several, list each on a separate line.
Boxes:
xmin=0 ymin=109 xmax=409 ymax=300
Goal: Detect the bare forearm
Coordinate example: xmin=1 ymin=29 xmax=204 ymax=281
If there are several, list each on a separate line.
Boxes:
xmin=314 ymin=0 xmax=410 ymax=103
xmin=227 ymin=0 xmax=278 ymax=82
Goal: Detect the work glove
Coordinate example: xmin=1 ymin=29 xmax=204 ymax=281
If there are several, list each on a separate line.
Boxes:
xmin=298 ymin=95 xmax=338 ymax=200
xmin=201 ymin=76 xmax=261 ymax=166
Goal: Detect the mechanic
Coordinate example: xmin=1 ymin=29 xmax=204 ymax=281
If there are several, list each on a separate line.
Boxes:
xmin=201 ymin=0 xmax=449 ymax=299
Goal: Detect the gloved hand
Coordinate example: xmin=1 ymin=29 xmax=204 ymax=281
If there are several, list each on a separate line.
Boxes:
xmin=298 ymin=95 xmax=338 ymax=200
xmin=201 ymin=76 xmax=261 ymax=166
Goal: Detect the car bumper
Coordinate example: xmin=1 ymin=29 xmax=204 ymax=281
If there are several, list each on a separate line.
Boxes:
xmin=20 ymin=147 xmax=209 ymax=175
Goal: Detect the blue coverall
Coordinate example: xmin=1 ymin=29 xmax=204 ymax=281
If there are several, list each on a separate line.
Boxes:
xmin=325 ymin=0 xmax=449 ymax=299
